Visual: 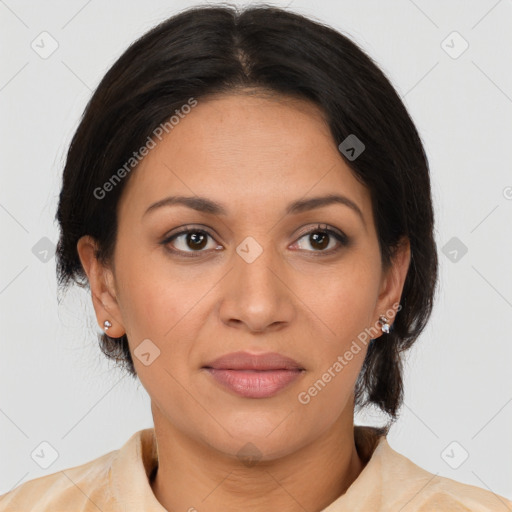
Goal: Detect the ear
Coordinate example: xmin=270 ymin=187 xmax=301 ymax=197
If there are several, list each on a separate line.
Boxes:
xmin=373 ymin=236 xmax=411 ymax=335
xmin=76 ymin=235 xmax=126 ymax=338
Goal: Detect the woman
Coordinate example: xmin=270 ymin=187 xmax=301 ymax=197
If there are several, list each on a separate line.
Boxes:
xmin=1 ymin=4 xmax=509 ymax=511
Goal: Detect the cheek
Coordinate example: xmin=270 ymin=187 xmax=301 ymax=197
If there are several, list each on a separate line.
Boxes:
xmin=114 ymin=247 xmax=214 ymax=381
xmin=294 ymin=259 xmax=380 ymax=341
xmin=114 ymin=242 xmax=193 ymax=339
xmin=291 ymin=255 xmax=379 ymax=402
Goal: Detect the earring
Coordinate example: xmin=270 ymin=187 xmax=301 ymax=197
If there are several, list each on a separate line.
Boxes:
xmin=378 ymin=315 xmax=390 ymax=334
xmin=103 ymin=320 xmax=112 ymax=332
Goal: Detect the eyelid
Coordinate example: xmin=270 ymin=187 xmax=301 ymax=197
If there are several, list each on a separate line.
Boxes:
xmin=294 ymin=223 xmax=347 ymax=242
xmin=163 ymin=224 xmax=220 ymax=243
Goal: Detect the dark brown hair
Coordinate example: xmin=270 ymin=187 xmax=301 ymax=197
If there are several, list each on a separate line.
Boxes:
xmin=55 ymin=3 xmax=438 ymax=422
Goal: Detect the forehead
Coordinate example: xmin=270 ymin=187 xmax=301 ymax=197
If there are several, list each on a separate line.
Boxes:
xmin=118 ymin=93 xmax=371 ymax=221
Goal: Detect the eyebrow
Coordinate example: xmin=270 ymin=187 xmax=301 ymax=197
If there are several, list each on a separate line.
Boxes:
xmin=143 ymin=193 xmax=366 ymax=227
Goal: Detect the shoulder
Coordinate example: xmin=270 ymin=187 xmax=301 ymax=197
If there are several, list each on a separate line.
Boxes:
xmin=378 ymin=437 xmax=512 ymax=511
xmin=0 ymin=447 xmax=118 ymax=511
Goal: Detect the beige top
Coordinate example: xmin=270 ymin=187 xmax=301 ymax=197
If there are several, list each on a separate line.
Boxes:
xmin=0 ymin=426 xmax=510 ymax=511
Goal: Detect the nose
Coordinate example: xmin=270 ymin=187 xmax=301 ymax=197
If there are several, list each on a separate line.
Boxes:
xmin=218 ymin=242 xmax=295 ymax=333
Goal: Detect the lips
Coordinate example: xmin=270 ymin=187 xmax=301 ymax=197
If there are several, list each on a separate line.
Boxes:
xmin=202 ymin=351 xmax=305 ymax=398
xmin=203 ymin=351 xmax=304 ymax=371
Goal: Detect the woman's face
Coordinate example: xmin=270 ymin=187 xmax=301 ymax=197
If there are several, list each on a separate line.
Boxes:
xmin=80 ymin=92 xmax=409 ymax=460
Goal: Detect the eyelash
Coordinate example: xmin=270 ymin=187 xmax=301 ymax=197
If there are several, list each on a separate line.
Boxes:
xmin=161 ymin=224 xmax=350 ymax=258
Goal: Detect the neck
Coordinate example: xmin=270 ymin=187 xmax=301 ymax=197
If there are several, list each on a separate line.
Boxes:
xmin=150 ymin=406 xmax=366 ymax=512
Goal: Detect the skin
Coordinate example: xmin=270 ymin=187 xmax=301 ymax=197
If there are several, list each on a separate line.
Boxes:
xmin=77 ymin=92 xmax=410 ymax=512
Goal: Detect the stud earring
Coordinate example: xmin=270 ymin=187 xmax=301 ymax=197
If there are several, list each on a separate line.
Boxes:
xmin=378 ymin=315 xmax=390 ymax=334
xmin=103 ymin=320 xmax=112 ymax=332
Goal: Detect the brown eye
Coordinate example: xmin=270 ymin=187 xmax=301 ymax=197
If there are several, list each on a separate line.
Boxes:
xmin=163 ymin=228 xmax=222 ymax=256
xmin=186 ymin=232 xmax=208 ymax=250
xmin=309 ymin=232 xmax=330 ymax=250
xmin=292 ymin=225 xmax=349 ymax=254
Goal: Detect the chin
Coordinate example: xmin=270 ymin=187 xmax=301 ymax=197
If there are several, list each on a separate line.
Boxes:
xmin=193 ymin=411 xmax=312 ymax=463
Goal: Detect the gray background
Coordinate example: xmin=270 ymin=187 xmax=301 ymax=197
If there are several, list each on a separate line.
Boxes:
xmin=1 ymin=0 xmax=511 ymax=502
